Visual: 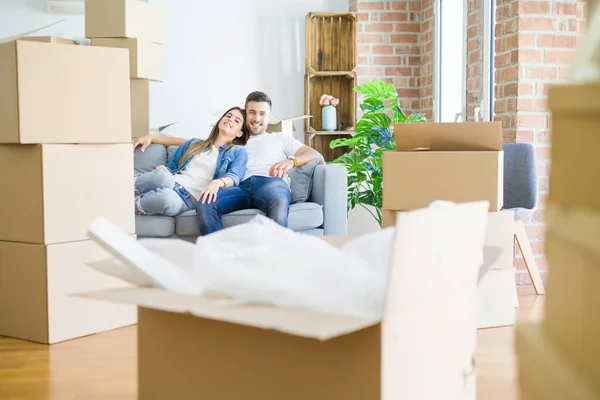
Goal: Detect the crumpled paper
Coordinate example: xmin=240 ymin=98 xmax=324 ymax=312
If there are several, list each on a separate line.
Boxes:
xmin=191 ymin=216 xmax=396 ymax=319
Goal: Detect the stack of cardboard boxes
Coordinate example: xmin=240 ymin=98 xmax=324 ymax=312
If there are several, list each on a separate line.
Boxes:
xmin=0 ymin=32 xmax=137 ymax=343
xmin=87 ymin=0 xmax=166 ymax=139
xmin=516 ymin=84 xmax=600 ymax=398
xmin=381 ymin=121 xmax=518 ymax=329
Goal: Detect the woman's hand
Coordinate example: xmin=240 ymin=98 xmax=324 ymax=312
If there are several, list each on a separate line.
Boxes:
xmin=133 ymin=135 xmax=152 ymax=152
xmin=155 ymin=165 xmax=168 ymax=171
xmin=198 ymin=179 xmax=224 ymax=204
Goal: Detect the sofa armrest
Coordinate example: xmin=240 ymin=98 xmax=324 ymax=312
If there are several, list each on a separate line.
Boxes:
xmin=309 ymin=163 xmax=348 ymax=236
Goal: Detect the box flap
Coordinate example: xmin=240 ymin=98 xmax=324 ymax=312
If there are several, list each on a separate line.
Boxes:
xmin=267 ymin=115 xmax=312 ymax=133
xmin=275 ymin=115 xmax=312 ymax=123
xmin=394 ymin=121 xmax=502 ymax=151
xmin=548 ymin=83 xmax=600 ymax=116
xmin=75 ymin=287 xmax=380 ymax=341
xmin=20 ymin=36 xmax=76 ymax=45
xmin=0 ymin=20 xmax=66 ymax=44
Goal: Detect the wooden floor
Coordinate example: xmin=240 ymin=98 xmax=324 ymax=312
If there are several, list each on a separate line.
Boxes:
xmin=0 ymin=286 xmax=544 ymax=400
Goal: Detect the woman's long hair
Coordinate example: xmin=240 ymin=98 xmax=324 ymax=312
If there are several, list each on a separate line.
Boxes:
xmin=178 ymin=107 xmax=249 ymax=168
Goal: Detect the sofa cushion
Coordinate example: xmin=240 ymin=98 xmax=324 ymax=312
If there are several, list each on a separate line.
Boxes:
xmin=135 ymin=214 xmax=175 ymax=237
xmin=174 ymin=202 xmax=324 ymax=236
xmin=288 ymin=159 xmax=319 ymax=204
xmin=167 ymin=145 xmax=179 ymax=161
xmin=134 ymin=143 xmax=167 ymax=175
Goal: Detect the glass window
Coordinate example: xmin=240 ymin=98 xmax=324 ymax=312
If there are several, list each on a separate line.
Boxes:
xmin=435 ymin=0 xmax=466 ymax=122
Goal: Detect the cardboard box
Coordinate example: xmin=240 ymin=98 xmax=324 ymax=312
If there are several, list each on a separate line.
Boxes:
xmin=79 ymin=203 xmax=492 ymax=399
xmin=85 ymin=0 xmax=166 ymax=44
xmin=0 ymin=38 xmax=131 ymax=143
xmin=543 ymin=204 xmax=600 ymax=392
xmin=516 ymin=323 xmax=598 ymax=400
xmin=547 ymin=84 xmax=600 ymax=212
xmin=383 ymin=121 xmax=503 ymax=212
xmin=131 ymin=79 xmax=151 ymax=138
xmin=0 ymin=144 xmax=135 ymax=245
xmin=384 ymin=209 xmax=516 ymax=328
xmin=267 ymin=115 xmax=312 ymax=135
xmin=0 ymin=238 xmax=137 ymax=344
xmin=476 ymin=268 xmax=518 ymax=329
xmin=91 ymin=38 xmax=164 ymax=81
xmin=20 ymin=36 xmax=77 ymax=45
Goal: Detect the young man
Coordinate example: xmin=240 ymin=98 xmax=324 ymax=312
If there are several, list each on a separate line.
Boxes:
xmin=133 ymin=91 xmax=324 ymax=234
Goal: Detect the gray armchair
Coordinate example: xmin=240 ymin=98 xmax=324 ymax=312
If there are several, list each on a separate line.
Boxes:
xmin=502 ymin=143 xmax=545 ymax=295
xmin=133 ymin=143 xmax=348 ymax=239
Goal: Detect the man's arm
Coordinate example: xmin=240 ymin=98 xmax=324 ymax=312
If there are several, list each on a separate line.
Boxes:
xmin=294 ymin=145 xmax=325 ymax=166
xmin=268 ymin=144 xmax=325 ymax=178
xmin=133 ymin=134 xmax=188 ymax=152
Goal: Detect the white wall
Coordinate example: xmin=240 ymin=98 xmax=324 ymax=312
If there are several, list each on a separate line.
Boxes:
xmin=0 ymin=0 xmax=349 ymax=141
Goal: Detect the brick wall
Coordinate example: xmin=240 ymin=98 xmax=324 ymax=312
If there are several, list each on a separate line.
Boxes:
xmin=466 ymin=0 xmax=484 ymax=122
xmin=493 ymin=0 xmax=587 ymax=284
xmin=354 ymin=0 xmax=423 ymax=114
xmin=420 ymin=0 xmax=435 ymax=120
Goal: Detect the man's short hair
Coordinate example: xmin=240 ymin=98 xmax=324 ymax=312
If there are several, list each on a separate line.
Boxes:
xmin=245 ymin=91 xmax=272 ymax=109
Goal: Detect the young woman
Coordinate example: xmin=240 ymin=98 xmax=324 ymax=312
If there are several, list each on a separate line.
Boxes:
xmin=134 ymin=107 xmax=248 ymax=216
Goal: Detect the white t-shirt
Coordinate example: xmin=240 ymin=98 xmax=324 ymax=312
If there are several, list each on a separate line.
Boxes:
xmin=174 ymin=146 xmax=219 ymax=199
xmin=243 ymin=132 xmax=304 ymax=182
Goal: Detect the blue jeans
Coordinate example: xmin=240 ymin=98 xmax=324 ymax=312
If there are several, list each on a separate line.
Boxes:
xmin=195 ymin=176 xmax=291 ymax=235
xmin=134 ymin=169 xmax=195 ymax=216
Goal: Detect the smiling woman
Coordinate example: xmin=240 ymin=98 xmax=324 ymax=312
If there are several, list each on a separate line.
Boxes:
xmin=132 ymin=107 xmax=250 ymax=216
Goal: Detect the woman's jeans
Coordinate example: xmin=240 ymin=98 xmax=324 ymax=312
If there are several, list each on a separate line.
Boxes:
xmin=134 ymin=169 xmax=195 ymax=216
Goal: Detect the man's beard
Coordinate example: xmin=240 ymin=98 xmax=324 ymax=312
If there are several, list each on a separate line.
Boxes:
xmin=248 ymin=125 xmax=266 ymax=136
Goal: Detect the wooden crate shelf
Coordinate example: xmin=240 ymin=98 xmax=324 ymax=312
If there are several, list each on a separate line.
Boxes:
xmin=305 ymin=11 xmax=357 ymax=162
xmin=307 ymin=69 xmax=355 ymax=78
xmin=304 ymin=71 xmax=356 ymax=162
xmin=306 ymin=12 xmax=357 ymax=72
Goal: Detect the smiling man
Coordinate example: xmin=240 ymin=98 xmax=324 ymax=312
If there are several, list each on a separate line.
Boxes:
xmin=133 ymin=91 xmax=324 ymax=234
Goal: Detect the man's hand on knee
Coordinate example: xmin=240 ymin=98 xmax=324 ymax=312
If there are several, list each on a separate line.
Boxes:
xmin=269 ymin=159 xmax=294 ymax=178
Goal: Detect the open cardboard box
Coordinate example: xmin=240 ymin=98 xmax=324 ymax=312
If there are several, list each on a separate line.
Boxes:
xmin=383 ymin=121 xmax=503 ymax=213
xmin=0 ymin=25 xmax=131 ymax=143
xmin=77 ymin=203 xmax=497 ymax=399
xmin=266 ymin=115 xmax=312 ymax=135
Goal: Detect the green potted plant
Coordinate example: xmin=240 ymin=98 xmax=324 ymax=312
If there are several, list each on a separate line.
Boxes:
xmin=329 ymin=80 xmax=427 ymax=226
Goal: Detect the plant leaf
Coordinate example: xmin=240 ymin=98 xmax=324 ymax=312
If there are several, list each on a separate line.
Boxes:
xmin=354 ymin=80 xmax=397 ymax=100
xmin=356 ymin=113 xmax=392 ymax=136
xmin=391 ymin=99 xmax=408 ymax=123
xmin=360 ymin=98 xmax=385 ymax=113
xmin=406 ymin=112 xmax=428 ymax=123
xmin=330 ymin=135 xmax=366 ymax=149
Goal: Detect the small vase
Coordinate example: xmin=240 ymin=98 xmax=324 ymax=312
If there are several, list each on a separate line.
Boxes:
xmin=321 ymin=105 xmax=337 ymax=131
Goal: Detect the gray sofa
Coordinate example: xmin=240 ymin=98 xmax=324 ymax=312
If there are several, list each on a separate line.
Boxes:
xmin=133 ymin=143 xmax=348 ymax=239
